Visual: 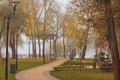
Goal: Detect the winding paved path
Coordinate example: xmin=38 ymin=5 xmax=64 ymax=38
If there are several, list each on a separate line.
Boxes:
xmin=16 ymin=59 xmax=68 ymax=80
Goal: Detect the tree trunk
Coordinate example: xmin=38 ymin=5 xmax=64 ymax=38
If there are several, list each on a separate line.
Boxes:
xmin=49 ymin=36 xmax=52 ymax=60
xmin=42 ymin=30 xmax=46 ymax=63
xmin=0 ymin=20 xmax=5 ymax=40
xmin=0 ymin=40 xmax=2 ymax=61
xmin=34 ymin=38 xmax=37 ymax=58
xmin=53 ymin=39 xmax=57 ymax=59
xmin=10 ymin=34 xmax=16 ymax=59
xmin=33 ymin=22 xmax=37 ymax=58
xmin=63 ymin=29 xmax=66 ymax=58
xmin=0 ymin=46 xmax=2 ymax=61
xmin=33 ymin=27 xmax=37 ymax=58
xmin=81 ymin=27 xmax=89 ymax=59
xmin=31 ymin=34 xmax=34 ymax=58
xmin=0 ymin=26 xmax=4 ymax=40
xmin=0 ymin=20 xmax=5 ymax=61
xmin=28 ymin=40 xmax=30 ymax=58
xmin=38 ymin=36 xmax=41 ymax=57
xmin=104 ymin=0 xmax=120 ymax=80
xmin=81 ymin=42 xmax=87 ymax=59
xmin=42 ymin=0 xmax=47 ymax=64
xmin=15 ymin=34 xmax=18 ymax=71
xmin=32 ymin=38 xmax=36 ymax=58
xmin=31 ymin=29 xmax=36 ymax=58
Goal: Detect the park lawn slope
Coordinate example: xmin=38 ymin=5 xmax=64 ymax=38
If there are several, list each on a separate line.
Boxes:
xmin=0 ymin=58 xmax=54 ymax=80
xmin=50 ymin=69 xmax=114 ymax=80
xmin=50 ymin=59 xmax=114 ymax=80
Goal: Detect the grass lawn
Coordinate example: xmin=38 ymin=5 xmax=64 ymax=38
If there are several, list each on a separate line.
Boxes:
xmin=0 ymin=58 xmax=53 ymax=80
xmin=50 ymin=69 xmax=114 ymax=80
xmin=50 ymin=59 xmax=114 ymax=80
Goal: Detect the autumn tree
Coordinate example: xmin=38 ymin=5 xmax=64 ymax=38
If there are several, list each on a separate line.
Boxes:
xmin=24 ymin=0 xmax=42 ymax=58
xmin=99 ymin=0 xmax=120 ymax=80
xmin=74 ymin=0 xmax=120 ymax=79
xmin=87 ymin=0 xmax=120 ymax=79
xmin=70 ymin=0 xmax=97 ymax=59
xmin=0 ymin=1 xmax=27 ymax=59
xmin=47 ymin=2 xmax=66 ymax=58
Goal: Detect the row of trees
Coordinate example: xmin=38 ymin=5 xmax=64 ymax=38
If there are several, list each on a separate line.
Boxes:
xmin=23 ymin=0 xmax=67 ymax=62
xmin=0 ymin=0 xmax=70 ymax=61
xmin=0 ymin=0 xmax=119 ymax=60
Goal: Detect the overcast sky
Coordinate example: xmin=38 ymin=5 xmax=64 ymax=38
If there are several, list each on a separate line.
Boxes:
xmin=56 ymin=0 xmax=70 ymax=12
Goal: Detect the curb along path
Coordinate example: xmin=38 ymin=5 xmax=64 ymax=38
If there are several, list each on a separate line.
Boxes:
xmin=16 ymin=59 xmax=68 ymax=80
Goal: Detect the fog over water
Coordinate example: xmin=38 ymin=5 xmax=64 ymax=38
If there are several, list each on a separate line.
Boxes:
xmin=2 ymin=34 xmax=96 ymax=58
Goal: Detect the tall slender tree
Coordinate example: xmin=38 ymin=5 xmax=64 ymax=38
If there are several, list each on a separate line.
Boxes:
xmin=103 ymin=0 xmax=120 ymax=80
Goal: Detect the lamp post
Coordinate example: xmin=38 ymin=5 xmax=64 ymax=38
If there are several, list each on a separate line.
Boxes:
xmin=5 ymin=1 xmax=19 ymax=80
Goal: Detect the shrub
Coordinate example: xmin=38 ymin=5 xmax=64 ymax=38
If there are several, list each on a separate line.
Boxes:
xmin=98 ymin=52 xmax=112 ymax=72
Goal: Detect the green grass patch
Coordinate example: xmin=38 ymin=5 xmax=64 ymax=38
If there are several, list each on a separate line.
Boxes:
xmin=50 ymin=69 xmax=114 ymax=80
xmin=0 ymin=58 xmax=54 ymax=80
xmin=60 ymin=59 xmax=94 ymax=66
xmin=51 ymin=59 xmax=114 ymax=80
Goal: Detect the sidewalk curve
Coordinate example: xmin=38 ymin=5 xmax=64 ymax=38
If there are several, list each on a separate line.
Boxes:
xmin=16 ymin=59 xmax=68 ymax=80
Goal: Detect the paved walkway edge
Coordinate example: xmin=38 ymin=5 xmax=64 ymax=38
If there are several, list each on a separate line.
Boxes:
xmin=43 ymin=71 xmax=59 ymax=80
xmin=16 ymin=71 xmax=25 ymax=80
xmin=16 ymin=70 xmax=58 ymax=80
xmin=15 ymin=59 xmax=67 ymax=80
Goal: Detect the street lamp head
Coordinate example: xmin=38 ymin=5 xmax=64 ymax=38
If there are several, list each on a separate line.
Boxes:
xmin=9 ymin=0 xmax=20 ymax=13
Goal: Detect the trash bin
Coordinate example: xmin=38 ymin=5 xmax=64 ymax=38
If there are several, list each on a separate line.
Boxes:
xmin=10 ymin=64 xmax=16 ymax=73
